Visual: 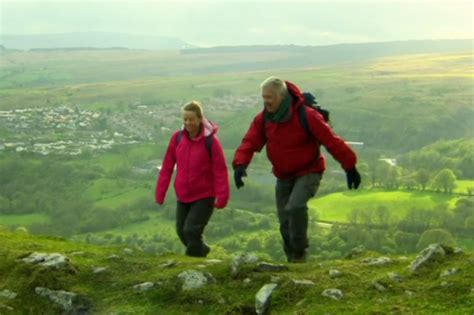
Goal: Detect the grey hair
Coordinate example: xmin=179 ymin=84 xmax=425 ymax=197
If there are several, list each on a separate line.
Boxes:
xmin=260 ymin=76 xmax=287 ymax=96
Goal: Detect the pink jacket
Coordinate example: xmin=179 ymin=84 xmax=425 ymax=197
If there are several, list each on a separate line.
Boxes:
xmin=155 ymin=119 xmax=230 ymax=208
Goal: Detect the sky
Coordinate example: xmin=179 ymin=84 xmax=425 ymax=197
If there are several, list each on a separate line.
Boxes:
xmin=1 ymin=0 xmax=473 ymax=47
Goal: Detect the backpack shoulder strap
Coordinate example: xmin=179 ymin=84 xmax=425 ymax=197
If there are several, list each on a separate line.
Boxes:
xmin=205 ymin=135 xmax=214 ymax=157
xmin=177 ymin=130 xmax=213 ymax=157
xmin=299 ymin=105 xmax=313 ymax=138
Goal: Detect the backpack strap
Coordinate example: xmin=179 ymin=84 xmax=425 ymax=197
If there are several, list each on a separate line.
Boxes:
xmin=299 ymin=105 xmax=312 ymax=138
xmin=175 ymin=130 xmax=213 ymax=158
xmin=205 ymin=135 xmax=214 ymax=158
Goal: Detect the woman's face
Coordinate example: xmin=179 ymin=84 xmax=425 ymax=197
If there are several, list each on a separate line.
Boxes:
xmin=182 ymin=110 xmax=202 ymax=135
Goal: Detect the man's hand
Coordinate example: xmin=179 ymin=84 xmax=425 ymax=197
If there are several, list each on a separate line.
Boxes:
xmin=234 ymin=165 xmax=247 ymax=189
xmin=346 ymin=167 xmax=361 ymax=190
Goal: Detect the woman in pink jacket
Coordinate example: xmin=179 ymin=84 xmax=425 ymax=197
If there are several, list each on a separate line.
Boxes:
xmin=155 ymin=101 xmax=230 ymax=257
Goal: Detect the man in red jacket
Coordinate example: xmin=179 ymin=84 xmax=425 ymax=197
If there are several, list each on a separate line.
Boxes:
xmin=233 ymin=76 xmax=361 ymax=263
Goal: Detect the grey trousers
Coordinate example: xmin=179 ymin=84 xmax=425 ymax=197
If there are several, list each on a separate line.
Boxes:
xmin=275 ymin=172 xmax=322 ymax=260
xmin=176 ymin=197 xmax=214 ymax=257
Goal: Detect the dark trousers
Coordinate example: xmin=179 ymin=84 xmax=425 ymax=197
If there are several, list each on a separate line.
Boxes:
xmin=275 ymin=173 xmax=322 ymax=261
xmin=176 ymin=197 xmax=214 ymax=257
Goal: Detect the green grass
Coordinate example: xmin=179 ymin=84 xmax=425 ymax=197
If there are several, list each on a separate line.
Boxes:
xmin=0 ymin=213 xmax=51 ymax=226
xmin=455 ymin=180 xmax=474 ymax=195
xmin=0 ymin=230 xmax=472 ymax=314
xmin=309 ymin=190 xmax=462 ymax=223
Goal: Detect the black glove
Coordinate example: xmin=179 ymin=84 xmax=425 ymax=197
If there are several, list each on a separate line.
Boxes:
xmin=346 ymin=167 xmax=361 ymax=190
xmin=234 ymin=165 xmax=247 ymax=189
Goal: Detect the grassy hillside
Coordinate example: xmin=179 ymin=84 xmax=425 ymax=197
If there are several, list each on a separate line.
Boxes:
xmin=309 ymin=190 xmax=462 ymax=223
xmin=1 ymin=230 xmax=473 ymax=314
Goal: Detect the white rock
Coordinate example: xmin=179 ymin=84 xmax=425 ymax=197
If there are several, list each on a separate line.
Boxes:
xmin=21 ymin=252 xmax=71 ymax=269
xmin=231 ymin=253 xmax=260 ymax=276
xmin=410 ymin=244 xmax=452 ymax=273
xmin=255 ymin=283 xmax=278 ymax=315
xmin=322 ymin=288 xmax=343 ymax=301
xmin=93 ymin=267 xmax=108 ymax=274
xmin=0 ymin=289 xmax=17 ymax=300
xmin=35 ymin=287 xmax=76 ymax=311
xmin=373 ymin=281 xmax=387 ymax=292
xmin=361 ymin=257 xmax=392 ymax=266
xmin=405 ymin=290 xmax=415 ymax=297
xmin=387 ymin=272 xmax=403 ymax=282
xmin=329 ymin=269 xmax=343 ymax=278
xmin=123 ymin=248 xmax=133 ymax=255
xmin=178 ymin=270 xmax=216 ymax=291
xmin=133 ymin=282 xmax=154 ymax=291
xmin=440 ymin=268 xmax=459 ymax=278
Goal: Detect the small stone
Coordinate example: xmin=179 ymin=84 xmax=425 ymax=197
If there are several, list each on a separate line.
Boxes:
xmin=255 ymin=283 xmax=278 ymax=315
xmin=270 ymin=275 xmax=281 ymax=283
xmin=123 ymin=248 xmax=133 ymax=255
xmin=21 ymin=252 xmax=71 ymax=269
xmin=440 ymin=268 xmax=459 ymax=278
xmin=231 ymin=253 xmax=260 ymax=277
xmin=107 ymin=254 xmax=121 ymax=260
xmin=256 ymin=262 xmax=289 ymax=272
xmin=14 ymin=226 xmax=28 ymax=234
xmin=218 ymin=298 xmax=226 ymax=304
xmin=0 ymin=289 xmax=17 ymax=300
xmin=296 ymin=299 xmax=306 ymax=306
xmin=373 ymin=281 xmax=387 ymax=292
xmin=454 ymin=247 xmax=464 ymax=254
xmin=206 ymin=259 xmax=223 ymax=264
xmin=292 ymin=279 xmax=316 ymax=287
xmin=198 ymin=299 xmax=203 ymax=304
xmin=376 ymin=298 xmax=385 ymax=304
xmin=410 ymin=244 xmax=454 ymax=273
xmin=345 ymin=245 xmax=365 ymax=258
xmin=329 ymin=269 xmax=343 ymax=278
xmin=35 ymin=287 xmax=78 ymax=312
xmin=405 ymin=290 xmax=415 ymax=297
xmin=0 ymin=303 xmax=14 ymax=311
xmin=178 ymin=270 xmax=216 ymax=291
xmin=70 ymin=251 xmax=85 ymax=256
xmin=361 ymin=257 xmax=392 ymax=266
xmin=93 ymin=267 xmax=108 ymax=274
xmin=322 ymin=288 xmax=343 ymax=301
xmin=160 ymin=259 xmax=178 ymax=268
xmin=387 ymin=272 xmax=403 ymax=282
xmin=440 ymin=281 xmax=452 ymax=288
xmin=243 ymin=278 xmax=252 ymax=284
xmin=133 ymin=282 xmax=154 ymax=291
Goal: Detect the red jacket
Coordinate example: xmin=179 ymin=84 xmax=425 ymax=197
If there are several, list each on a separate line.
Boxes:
xmin=233 ymin=81 xmax=357 ymax=179
xmin=156 ymin=119 xmax=230 ymax=208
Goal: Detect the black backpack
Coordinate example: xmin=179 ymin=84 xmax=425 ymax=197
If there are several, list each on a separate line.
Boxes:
xmin=175 ymin=130 xmax=214 ymax=157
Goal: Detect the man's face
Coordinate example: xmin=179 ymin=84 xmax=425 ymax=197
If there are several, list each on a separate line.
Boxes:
xmin=262 ymin=87 xmax=284 ymax=113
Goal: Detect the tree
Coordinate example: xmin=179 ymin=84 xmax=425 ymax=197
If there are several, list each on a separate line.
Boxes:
xmin=416 ymin=228 xmax=456 ymax=250
xmin=374 ymin=206 xmax=391 ymax=226
xmin=415 ymin=169 xmax=431 ymax=191
xmin=432 ymin=169 xmax=457 ymax=193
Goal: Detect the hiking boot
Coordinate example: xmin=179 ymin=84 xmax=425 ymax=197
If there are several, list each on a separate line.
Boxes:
xmin=202 ymin=243 xmax=210 ymax=257
xmin=289 ymin=251 xmax=307 ymax=263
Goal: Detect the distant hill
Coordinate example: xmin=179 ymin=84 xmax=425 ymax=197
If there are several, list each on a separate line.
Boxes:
xmin=181 ymin=39 xmax=474 ymax=71
xmin=0 ymin=32 xmax=195 ymax=50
